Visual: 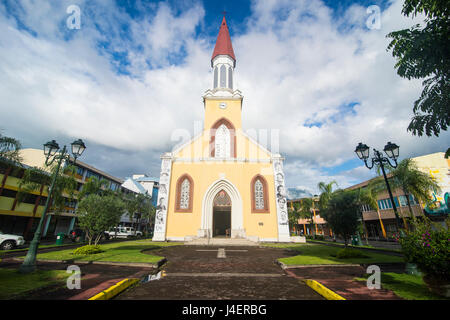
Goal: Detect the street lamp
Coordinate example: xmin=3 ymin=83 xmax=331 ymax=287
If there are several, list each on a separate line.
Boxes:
xmin=19 ymin=139 xmax=86 ymax=273
xmin=354 ymin=141 xmax=403 ymax=232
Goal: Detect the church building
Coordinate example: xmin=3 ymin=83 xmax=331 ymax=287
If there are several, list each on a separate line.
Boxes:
xmin=152 ymin=17 xmax=290 ymax=243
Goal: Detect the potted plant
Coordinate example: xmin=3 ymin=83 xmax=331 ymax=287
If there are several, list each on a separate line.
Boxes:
xmin=398 ymin=217 xmax=450 ymax=297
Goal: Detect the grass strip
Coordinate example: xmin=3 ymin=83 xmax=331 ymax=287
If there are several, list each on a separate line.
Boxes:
xmin=0 ymin=268 xmax=70 ymax=300
xmin=26 ymin=240 xmax=180 ymax=264
xmin=262 ymin=243 xmax=403 ymax=265
xmin=354 ymin=272 xmax=448 ymax=300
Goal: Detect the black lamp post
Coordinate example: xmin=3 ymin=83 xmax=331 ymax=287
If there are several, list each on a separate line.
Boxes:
xmin=354 ymin=141 xmax=403 ymax=232
xmin=19 ymin=139 xmax=86 ymax=273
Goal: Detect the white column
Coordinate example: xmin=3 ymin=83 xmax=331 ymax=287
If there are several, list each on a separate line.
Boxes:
xmin=152 ymin=153 xmax=173 ymax=241
xmin=273 ymin=156 xmax=291 ymax=242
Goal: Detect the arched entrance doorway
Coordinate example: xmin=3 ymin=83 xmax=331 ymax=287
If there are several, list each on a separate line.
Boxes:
xmin=199 ymin=178 xmax=245 ymax=239
xmin=213 ymin=190 xmax=231 ymax=237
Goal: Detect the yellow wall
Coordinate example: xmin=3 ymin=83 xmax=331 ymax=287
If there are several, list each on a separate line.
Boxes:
xmin=204 ymin=98 xmax=243 ymax=130
xmin=165 ymin=161 xmax=279 ymax=239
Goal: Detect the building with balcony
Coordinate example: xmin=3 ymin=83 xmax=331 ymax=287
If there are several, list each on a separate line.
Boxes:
xmin=0 ymin=148 xmax=128 ymax=240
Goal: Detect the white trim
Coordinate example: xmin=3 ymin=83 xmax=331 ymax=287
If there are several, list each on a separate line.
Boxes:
xmin=171 ymin=132 xmax=204 ymax=156
xmin=259 ymin=238 xmax=278 ymax=242
xmin=165 ymin=237 xmax=186 ymax=242
xmin=200 ymin=178 xmax=245 ymax=239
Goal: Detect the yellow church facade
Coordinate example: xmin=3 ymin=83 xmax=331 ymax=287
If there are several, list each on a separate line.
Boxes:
xmin=152 ymin=17 xmax=291 ymax=243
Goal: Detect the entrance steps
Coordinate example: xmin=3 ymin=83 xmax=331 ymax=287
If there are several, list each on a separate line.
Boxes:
xmin=184 ymin=238 xmax=259 ymax=246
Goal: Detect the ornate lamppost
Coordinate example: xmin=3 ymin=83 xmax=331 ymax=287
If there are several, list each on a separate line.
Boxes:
xmin=354 ymin=141 xmax=403 ymax=231
xmin=19 ymin=139 xmax=86 ymax=273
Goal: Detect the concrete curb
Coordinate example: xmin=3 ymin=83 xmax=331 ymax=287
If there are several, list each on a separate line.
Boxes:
xmin=88 ymin=278 xmax=140 ymax=300
xmin=303 ymin=279 xmax=346 ymax=300
xmin=10 ymin=257 xmax=164 ymax=269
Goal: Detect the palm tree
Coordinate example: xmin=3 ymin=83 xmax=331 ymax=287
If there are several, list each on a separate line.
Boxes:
xmin=77 ymin=176 xmax=111 ymax=201
xmin=390 ymin=158 xmax=441 ymax=220
xmin=124 ymin=192 xmax=154 ymax=236
xmin=288 ymin=201 xmax=301 ymax=235
xmin=0 ymin=132 xmax=22 ymax=163
xmin=317 ymin=180 xmax=338 ymax=212
xmin=357 ymin=181 xmax=387 ymax=244
xmin=17 ymin=164 xmax=77 ymax=239
xmin=363 ymin=177 xmax=388 ymax=239
xmin=299 ymin=198 xmax=315 ymax=236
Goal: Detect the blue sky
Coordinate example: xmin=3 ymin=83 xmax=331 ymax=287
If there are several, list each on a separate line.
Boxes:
xmin=0 ymin=0 xmax=448 ymax=195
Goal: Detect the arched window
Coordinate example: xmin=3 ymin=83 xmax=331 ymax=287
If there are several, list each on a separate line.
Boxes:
xmin=175 ymin=174 xmax=193 ymax=212
xmin=251 ymin=175 xmax=269 ymax=213
xmin=215 ymin=124 xmax=230 ymax=158
xmin=213 ymin=66 xmax=218 ymax=88
xmin=210 ymin=118 xmax=236 ymax=158
xmin=228 ymin=67 xmax=233 ymax=89
xmin=220 ymin=65 xmax=226 ymax=88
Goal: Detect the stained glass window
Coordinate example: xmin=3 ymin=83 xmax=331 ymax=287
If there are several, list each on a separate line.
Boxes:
xmin=180 ymin=178 xmax=190 ymax=209
xmin=255 ymin=179 xmax=264 ymax=210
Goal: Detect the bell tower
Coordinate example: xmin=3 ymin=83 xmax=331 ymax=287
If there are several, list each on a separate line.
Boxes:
xmin=203 ymin=16 xmax=243 ymax=132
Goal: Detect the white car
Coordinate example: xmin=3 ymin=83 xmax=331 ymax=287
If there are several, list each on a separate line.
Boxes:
xmin=106 ymin=227 xmax=142 ymax=238
xmin=0 ymin=231 xmax=25 ymax=250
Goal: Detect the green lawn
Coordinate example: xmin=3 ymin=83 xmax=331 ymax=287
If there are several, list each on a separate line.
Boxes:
xmin=307 ymin=239 xmax=403 ymax=253
xmin=0 ymin=268 xmax=70 ymax=300
xmin=355 ymin=272 xmax=448 ymax=300
xmin=25 ymin=240 xmax=180 ymax=264
xmin=263 ymin=243 xmax=404 ymax=265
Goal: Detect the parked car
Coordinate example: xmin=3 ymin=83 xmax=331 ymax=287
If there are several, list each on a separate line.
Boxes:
xmin=68 ymin=229 xmax=110 ymax=242
xmin=106 ymin=227 xmax=142 ymax=239
xmin=0 ymin=231 xmax=25 ymax=250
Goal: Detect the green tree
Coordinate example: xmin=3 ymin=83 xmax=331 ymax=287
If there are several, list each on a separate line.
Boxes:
xmin=18 ymin=164 xmax=77 ymax=216
xmin=386 ymin=0 xmax=449 ymax=137
xmin=0 ymin=131 xmax=22 ymax=163
xmin=321 ymin=190 xmax=361 ymax=247
xmin=77 ymin=176 xmax=113 ymax=200
xmin=288 ymin=201 xmax=301 ymax=235
xmin=76 ymin=194 xmax=125 ymax=245
xmin=299 ymin=198 xmax=315 ymax=236
xmin=317 ymin=181 xmax=338 ymax=212
xmin=389 ymin=158 xmax=441 ymax=219
xmin=123 ymin=192 xmax=154 ymax=236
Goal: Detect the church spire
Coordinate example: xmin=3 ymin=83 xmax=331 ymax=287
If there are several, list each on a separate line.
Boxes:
xmin=211 ymin=16 xmax=236 ymax=66
xmin=211 ymin=16 xmax=236 ymax=92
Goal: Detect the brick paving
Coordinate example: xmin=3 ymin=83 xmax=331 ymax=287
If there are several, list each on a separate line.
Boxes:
xmin=286 ymin=264 xmax=404 ymax=300
xmin=116 ymin=246 xmax=324 ymax=300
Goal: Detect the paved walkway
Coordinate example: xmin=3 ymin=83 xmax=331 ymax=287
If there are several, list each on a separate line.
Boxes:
xmin=286 ymin=264 xmax=403 ymax=300
xmin=116 ymin=246 xmax=324 ymax=300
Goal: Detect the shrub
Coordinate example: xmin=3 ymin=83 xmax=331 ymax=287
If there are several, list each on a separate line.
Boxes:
xmin=73 ymin=245 xmax=104 ymax=255
xmin=334 ymin=248 xmax=368 ymax=259
xmin=314 ymin=235 xmax=324 ymax=240
xmin=398 ymin=218 xmax=450 ymax=281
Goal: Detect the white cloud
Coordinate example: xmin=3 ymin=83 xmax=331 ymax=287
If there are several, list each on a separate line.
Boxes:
xmin=0 ymin=0 xmax=448 ymax=189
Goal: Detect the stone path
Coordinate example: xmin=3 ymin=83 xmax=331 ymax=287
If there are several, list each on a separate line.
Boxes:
xmin=116 ymin=246 xmax=324 ymax=300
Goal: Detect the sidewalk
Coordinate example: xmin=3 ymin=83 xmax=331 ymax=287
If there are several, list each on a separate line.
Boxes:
xmin=286 ymin=264 xmax=404 ymax=300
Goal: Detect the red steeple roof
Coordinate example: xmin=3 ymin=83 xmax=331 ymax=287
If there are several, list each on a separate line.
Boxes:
xmin=211 ymin=16 xmax=236 ymax=63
